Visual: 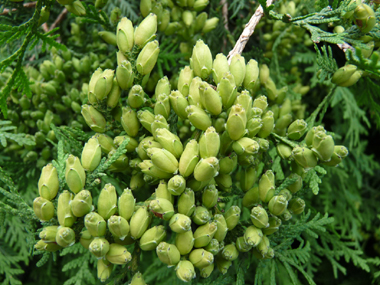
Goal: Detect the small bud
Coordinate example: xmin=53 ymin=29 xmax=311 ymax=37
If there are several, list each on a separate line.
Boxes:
xmin=244 ymin=225 xmax=263 ymax=246
xmin=311 ymin=132 xmax=335 ymax=162
xmin=150 ymin=198 xmax=175 ymax=220
xmin=213 ymin=214 xmax=228 ymax=242
xmin=202 ymin=185 xmax=218 ymax=208
xmin=139 ymin=160 xmax=172 ymax=179
xmin=56 ymin=227 xmax=75 ymax=247
xmin=168 ymin=175 xmax=186 ymax=196
xmin=178 ymin=188 xmax=196 ymax=216
xmin=224 ymin=206 xmax=240 ymax=230
xmin=94 ymin=69 xmax=114 ymax=101
xmin=146 ymin=147 xmax=179 ymax=174
xmin=236 ymin=236 xmax=252 ymax=252
xmin=156 ymin=242 xmax=181 ymax=267
xmin=155 ymin=128 xmax=184 ymax=158
xmin=136 ymin=40 xmax=160 ymax=75
xmin=106 ymin=243 xmax=132 ymax=265
xmin=288 ymin=198 xmax=306 ymax=215
xmin=186 ymin=105 xmax=212 ymax=131
xmin=89 ymin=237 xmax=110 ymax=258
xmin=130 ymin=272 xmax=146 ymax=285
xmin=268 ymin=195 xmax=288 ymax=216
xmin=202 ymin=17 xmax=219 ymax=33
xmin=130 ymin=206 xmax=151 ymax=239
xmin=199 ymin=82 xmax=222 ymax=115
xmin=97 ymin=184 xmax=117 ymax=220
xmin=140 ymin=225 xmax=167 ymax=251
xmin=79 ymin=230 xmax=93 ymax=249
xmin=194 ymin=157 xmax=219 ymax=182
xmin=215 ymin=255 xmax=232 ymax=275
xmin=192 ymin=206 xmax=211 ymax=225
xmin=257 ymin=111 xmax=274 ymax=139
xmin=194 ymin=221 xmax=217 ymax=248
xmin=85 ymin=212 xmax=107 ymax=237
xmin=108 ymin=215 xmax=130 ymax=240
xmin=189 ymin=248 xmax=214 ymax=268
xmin=250 ymin=206 xmax=269 ymax=228
xmin=244 ymin=59 xmax=260 ymax=90
xmin=219 ymin=153 xmax=238 ymax=175
xmin=178 ymin=66 xmax=194 ymax=97
xmin=287 ymin=119 xmax=307 ymax=140
xmin=262 ymin=216 xmax=282 ymax=235
xmin=33 ymin=197 xmax=54 ymax=221
xmin=71 ymin=190 xmax=92 ymax=217
xmin=191 ymin=40 xmax=212 ymax=79
xmin=134 ymin=13 xmax=157 ymax=47
xmin=232 ymin=138 xmax=260 ymax=156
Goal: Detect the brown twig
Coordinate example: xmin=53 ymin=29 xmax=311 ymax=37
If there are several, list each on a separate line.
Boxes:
xmin=227 ymin=0 xmax=274 ymax=64
xmin=220 ymin=0 xmax=229 ymax=51
xmin=49 ymin=8 xmax=68 ymax=32
xmin=0 ymin=1 xmax=37 ymax=15
xmin=337 ymin=42 xmax=355 ymax=53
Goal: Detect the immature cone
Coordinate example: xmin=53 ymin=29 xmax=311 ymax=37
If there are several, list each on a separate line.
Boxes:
xmin=147 ymin=147 xmax=179 ymax=174
xmin=34 ymin=240 xmax=61 ymax=252
xmin=130 ymin=206 xmax=151 ymax=239
xmin=118 ymin=188 xmax=135 ymax=221
xmin=224 ymin=206 xmax=240 ymax=230
xmin=116 ymin=60 xmax=134 ymax=90
xmin=259 ymin=170 xmax=275 ymax=203
xmin=226 ymin=104 xmax=247 ymax=141
xmin=156 ymin=242 xmax=181 ymax=267
xmin=221 ymin=243 xmax=239 ymax=261
xmin=354 ymin=4 xmax=376 ymax=33
xmin=151 ymin=115 xmax=170 ymax=138
xmin=193 ymin=221 xmax=217 ymax=248
xmin=192 ymin=206 xmax=211 ymax=225
xmin=56 ymin=227 xmax=75 ymax=247
xmin=229 ymin=54 xmax=246 ymax=87
xmin=94 ymin=133 xmax=116 ymax=154
xmin=98 ymin=31 xmax=117 ymax=46
xmin=322 ymin=145 xmax=349 ymax=167
xmin=176 ymin=260 xmax=196 ymax=282
xmin=81 ymin=138 xmax=101 ymax=171
xmin=97 ymin=259 xmax=113 ymax=282
xmin=186 ymin=105 xmax=212 ymax=131
xmin=212 ymin=54 xmax=229 ymax=84
xmin=202 ymin=185 xmax=218 ymax=208
xmin=168 ymin=175 xmax=186 ymax=196
xmin=85 ymin=212 xmax=107 ymax=237
xmin=288 ymin=173 xmax=303 ymax=194
xmin=256 ymin=235 xmax=270 ymax=257
xmin=219 ymin=153 xmax=238 ymax=175
xmin=130 ymin=272 xmax=146 ymax=285
xmin=213 ymin=214 xmax=228 ymax=242
xmin=288 ymin=198 xmax=306 ymax=215
xmin=169 ymin=90 xmax=189 ymax=120
xmin=204 ymin=239 xmax=220 ymax=255
xmin=244 ymin=225 xmax=263 ymax=246
xmin=178 ymin=66 xmax=194 ymax=97
xmin=242 ymin=186 xmax=260 ymax=208
xmin=89 ymin=237 xmax=110 ymax=258
xmin=311 ymin=132 xmax=335 ymax=162
xmin=189 ymin=249 xmax=214 ymax=269
xmin=150 ymin=198 xmax=174 ymax=220
xmin=116 ymin=17 xmax=134 ymax=53
xmin=128 ymin=85 xmax=145 ymax=109
xmin=79 ymin=230 xmax=94 ymax=249
xmin=39 ymin=226 xmax=59 ymax=243
xmin=57 ymin=190 xmax=76 ymax=227
xmin=169 ymin=213 xmax=192 ymax=233
xmin=134 ymin=13 xmax=157 ymax=47
xmin=121 ymin=106 xmax=140 ymax=137
xmin=244 ymin=59 xmax=260 ymax=91
xmin=175 ymin=230 xmax=194 ymax=255
xmin=263 ymin=216 xmax=282 ymax=235
xmin=108 ymin=215 xmax=130 ymax=240
xmin=194 ymin=157 xmax=219 ymax=182
xmin=155 ymin=128 xmax=184 ymax=158
xmin=140 ymin=225 xmax=166 ymax=251
xmin=33 ymin=197 xmax=54 ymax=221
xmin=287 ymin=119 xmax=307 ymax=140
xmin=93 ymin=69 xmax=114 ymax=101
xmin=257 ymin=111 xmax=274 ymax=138
xmin=65 ymin=1 xmax=86 ymax=16
xmin=199 ymin=127 xmax=220 ymax=159
xmin=191 ymin=40 xmax=212 ymax=79
xmin=71 ymin=190 xmax=92 ymax=217
xmin=98 ymin=184 xmax=117 ymax=220
xmin=179 ymin=140 xmax=200 ymax=177
xmin=155 ymin=180 xmax=173 ymax=204
xmin=216 ymin=255 xmax=232 ymax=275
xmin=268 ymin=195 xmax=288 ymax=216
xmin=155 ymin=94 xmax=171 ymax=119
xmin=199 ymin=81 xmax=222 ymax=115
xmin=136 ymin=40 xmax=160 ymax=75
xmin=106 ymin=243 xmax=132 ymax=265
xmin=178 ymin=188 xmax=196 ymax=216
xmin=218 ymin=72 xmax=238 ymax=109
xmin=331 ymin=65 xmax=358 ymax=86
xmin=65 ymin=155 xmax=86 ymax=194
xmin=81 ymin=105 xmax=106 ymax=133
xmin=138 ymin=110 xmax=155 ymax=133
xmin=250 ymin=206 xmax=269 ymax=228
xmin=292 ymin=146 xmax=318 ymax=170
xmin=38 ymin=164 xmax=59 ymax=200
xmin=114 ymin=135 xmax=138 ymax=153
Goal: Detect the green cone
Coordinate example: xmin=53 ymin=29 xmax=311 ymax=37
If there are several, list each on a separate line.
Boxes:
xmin=217 ymin=72 xmax=237 ymax=109
xmin=65 ymin=154 xmax=86 ymax=194
xmin=242 ymin=186 xmax=260 ymax=208
xmin=146 ymin=147 xmax=179 ymax=174
xmin=106 ymin=243 xmax=132 ymax=265
xmin=168 ymin=175 xmax=186 ymax=196
xmin=70 ymin=190 xmax=92 ymax=217
xmin=311 ymin=131 xmax=335 ymax=162
xmin=224 ymin=206 xmax=240 ymax=230
xmin=230 ymin=54 xmax=246 ymax=87
xmin=199 ymin=81 xmax=222 ymax=115
xmin=292 ymin=146 xmax=318 ymax=170
xmin=169 ymin=90 xmax=189 ymax=120
xmin=192 ymin=206 xmax=211 ymax=225
xmin=288 ymin=198 xmax=306 ymax=215
xmin=202 ymin=185 xmax=218 ymax=209
xmin=55 ymin=227 xmax=75 ymax=247
xmin=178 ymin=188 xmax=196 ymax=216
xmin=79 ymin=230 xmax=93 ymax=249
xmin=244 ymin=225 xmax=263 ymax=247
xmin=130 ymin=272 xmax=146 ymax=285
xmin=156 ymin=242 xmax=181 ymax=267
xmin=258 ymin=170 xmax=275 ymax=203
xmin=116 ymin=17 xmax=134 ymax=53
xmin=33 ymin=197 xmax=54 ymax=221
xmin=191 ymin=40 xmax=212 ymax=79
xmin=134 ymin=13 xmax=157 ymax=47
xmin=140 ymin=225 xmax=166 ymax=251
xmin=226 ymin=104 xmax=247 ymax=141
xmin=199 ymin=127 xmax=220 ymax=159
xmin=39 ymin=226 xmax=58 ymax=243
xmin=128 ymin=85 xmax=145 ymax=108
xmin=189 ymin=248 xmax=214 ymax=268
xmin=81 ymin=105 xmax=106 ymax=133
xmin=38 ymin=164 xmax=59 ymax=200
xmin=250 ymin=206 xmax=269 ymax=228
xmin=262 ymin=216 xmax=282 ymax=235
xmin=81 ymin=138 xmax=101 ymax=172
xmin=215 ymin=255 xmax=232 ymax=275
xmin=194 ymin=157 xmax=219 ymax=182
xmin=118 ymin=188 xmax=135 ymax=221
xmin=155 ymin=128 xmax=184 ymax=158
xmin=116 ymin=60 xmax=134 ymax=90
xmin=98 ymin=184 xmax=117 ymax=220
xmin=219 ymin=153 xmax=238 ymax=175
xmin=130 ymin=206 xmax=151 ymax=239
xmin=97 ymin=259 xmax=113 ymax=282
xmin=221 ymin=243 xmax=239 ymax=261
xmin=213 ymin=214 xmax=228 ymax=242
xmin=169 ymin=213 xmax=192 ymax=233
xmin=179 ymin=140 xmax=200 ymax=177
xmin=89 ymin=237 xmax=110 ymax=258
xmin=194 ymin=221 xmax=217 ymax=248
xmin=149 ymin=198 xmax=174 ymax=221
xmin=176 ymin=260 xmax=196 ymax=282
xmin=136 ymin=40 xmax=160 ymax=75
xmin=121 ymin=106 xmax=140 ymax=137
xmin=178 ymin=66 xmax=194 ymax=97
xmin=108 ymin=215 xmax=130 ymax=240
xmin=57 ymin=190 xmax=76 ymax=227
xmin=268 ymin=195 xmax=288 ymax=216
xmin=236 ymin=236 xmax=252 ymax=252
xmin=85 ymin=212 xmax=107 ymax=237
xmin=287 ymin=119 xmax=307 ymax=140
xmin=186 ymin=105 xmax=212 ymax=131
xmin=154 ymin=93 xmax=171 ymax=119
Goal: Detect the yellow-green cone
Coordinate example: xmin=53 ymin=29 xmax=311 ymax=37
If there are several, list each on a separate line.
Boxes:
xmin=291 ymin=146 xmax=318 ymax=170
xmin=236 ymin=236 xmax=252 ymax=252
xmin=118 ymin=188 xmax=135 ymax=221
xmin=178 ymin=66 xmax=194 ymax=97
xmin=33 ymin=197 xmax=54 ymax=221
xmin=98 ymin=184 xmax=117 ymax=220
xmin=108 ymin=215 xmax=130 ymax=240
xmin=193 ymin=221 xmax=217 ymax=248
xmin=224 ymin=206 xmax=240 ymax=230
xmin=81 ymin=138 xmax=101 ymax=171
xmin=70 ymin=190 xmax=92 ymax=217
xmin=213 ymin=214 xmax=228 ymax=242
xmin=259 ymin=170 xmax=275 ymax=203
xmin=56 ymin=227 xmax=75 ymax=247
xmin=199 ymin=81 xmax=222 ymax=115
xmin=176 ymin=260 xmax=196 ymax=282
xmin=130 ymin=206 xmax=151 ymax=239
xmin=89 ymin=237 xmax=110 ymax=258
xmin=146 ymin=147 xmax=179 ymax=174
xmin=139 ymin=225 xmax=167 ymax=251
xmin=116 ymin=17 xmax=134 ymax=54
xmin=199 ymin=127 xmax=220 ymax=159
xmin=178 ymin=188 xmax=196 ymax=216
xmin=221 ymin=243 xmax=239 ymax=261
xmin=65 ymin=154 xmax=86 ymax=194
xmin=212 ymin=53 xmax=229 ymax=84
xmin=202 ymin=185 xmax=218 ymax=209
xmin=192 ymin=206 xmax=211 ymax=225
xmin=106 ymin=243 xmax=132 ymax=265
xmin=130 ymin=272 xmax=147 ymax=285
xmin=217 ymin=72 xmax=238 ymax=109
xmin=149 ymin=198 xmax=175 ymax=220
xmin=191 ymin=40 xmax=212 ymax=79
xmin=85 ymin=212 xmax=107 ymax=237
xmin=97 ymin=259 xmax=113 ymax=282
xmin=136 ymin=40 xmax=160 ymax=75
xmin=39 ymin=226 xmax=59 ymax=243
xmin=229 ymin=54 xmax=246 ymax=87
xmin=179 ymin=140 xmax=200 ymax=177
xmin=81 ymin=105 xmax=107 ymax=133
xmin=134 ymin=13 xmax=157 ymax=47
xmin=268 ymin=195 xmax=288 ymax=216
xmin=121 ymin=106 xmax=140 ymax=137
xmin=57 ymin=190 xmax=76 ymax=227
xmin=186 ymin=105 xmax=212 ymax=131
xmin=250 ymin=206 xmax=269 ymax=228
xmin=194 ymin=157 xmax=219 ymax=182
xmin=175 ymin=230 xmax=194 ymax=255
xmin=244 ymin=225 xmax=263 ymax=247
xmin=116 ymin=60 xmax=134 ymax=90
xmin=128 ymin=84 xmax=145 ymax=108
xmin=263 ymin=216 xmax=282 ymax=235
xmin=169 ymin=213 xmax=192 ymax=233
xmin=156 ymin=242 xmax=181 ymax=267
xmin=155 ymin=128 xmax=184 ymax=158
xmin=189 ymin=248 xmax=214 ymax=269
xmin=215 ymin=255 xmax=232 ymax=275
xmin=38 ymin=164 xmax=59 ymax=200
xmin=226 ymin=104 xmax=247 ymax=141
xmin=242 ymin=186 xmax=260 ymax=208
